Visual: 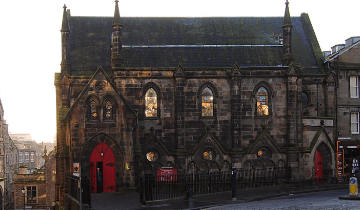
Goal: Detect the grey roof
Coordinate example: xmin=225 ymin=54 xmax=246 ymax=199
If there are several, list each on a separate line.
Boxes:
xmin=67 ymin=15 xmax=322 ymax=74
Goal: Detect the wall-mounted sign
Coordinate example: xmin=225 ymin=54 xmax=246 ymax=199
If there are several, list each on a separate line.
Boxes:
xmin=157 ymin=167 xmax=177 ymax=182
xmin=73 ymin=163 xmax=80 ymax=177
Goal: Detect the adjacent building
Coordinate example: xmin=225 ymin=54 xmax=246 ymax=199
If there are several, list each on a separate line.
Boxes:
xmin=10 ymin=134 xmax=55 ymax=170
xmin=325 ymin=36 xmax=360 ymax=181
xmin=55 ymin=0 xmax=337 ymax=207
xmin=44 ymin=148 xmax=56 ymax=209
xmin=0 ymin=99 xmax=19 ymax=209
xmin=13 ymin=167 xmax=47 ymax=210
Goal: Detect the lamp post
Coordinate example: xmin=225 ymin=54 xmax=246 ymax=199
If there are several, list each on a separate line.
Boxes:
xmin=21 ymin=187 xmax=25 ymax=210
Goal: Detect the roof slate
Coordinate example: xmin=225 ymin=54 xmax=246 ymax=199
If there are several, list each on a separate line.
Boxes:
xmin=68 ymin=16 xmax=321 ymax=74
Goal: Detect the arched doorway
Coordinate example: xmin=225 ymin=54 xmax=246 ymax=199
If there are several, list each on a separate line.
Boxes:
xmin=314 ymin=142 xmax=332 ymax=184
xmin=315 ymin=150 xmax=323 ymax=183
xmin=90 ymin=142 xmax=116 ymax=193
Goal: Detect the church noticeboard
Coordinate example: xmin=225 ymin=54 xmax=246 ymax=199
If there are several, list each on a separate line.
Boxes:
xmin=157 ymin=168 xmax=177 ymax=182
xmin=73 ymin=163 xmax=80 ymax=177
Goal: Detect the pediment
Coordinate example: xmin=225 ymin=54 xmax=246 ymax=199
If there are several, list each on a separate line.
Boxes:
xmin=63 ymin=66 xmax=136 ymax=121
xmin=192 ymin=129 xmax=227 ymax=157
xmin=309 ymin=127 xmax=335 ymax=152
xmin=246 ymin=129 xmax=281 ymax=155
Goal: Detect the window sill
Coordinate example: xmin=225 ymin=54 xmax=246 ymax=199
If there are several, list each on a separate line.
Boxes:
xmin=200 ymin=116 xmax=216 ymax=120
xmin=144 ymin=117 xmax=159 ymax=120
xmin=254 ymin=115 xmax=271 ymax=119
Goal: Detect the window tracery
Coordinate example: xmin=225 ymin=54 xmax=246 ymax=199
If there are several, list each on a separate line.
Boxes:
xmin=146 ymin=151 xmax=158 ymax=162
xmin=103 ymin=96 xmax=115 ymax=121
xmin=256 ymin=87 xmax=269 ymax=116
xmin=86 ymin=96 xmax=99 ymax=121
xmin=201 ymin=87 xmax=214 ymax=117
xmin=145 ymin=88 xmax=158 ymax=117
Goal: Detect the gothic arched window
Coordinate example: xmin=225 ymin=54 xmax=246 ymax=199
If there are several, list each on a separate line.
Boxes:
xmin=201 ymin=87 xmax=214 ymax=117
xmin=256 ymin=87 xmax=269 ymax=116
xmin=103 ymin=96 xmax=115 ymax=121
xmin=145 ymin=88 xmax=158 ymax=118
xmin=86 ymin=96 xmax=99 ymax=121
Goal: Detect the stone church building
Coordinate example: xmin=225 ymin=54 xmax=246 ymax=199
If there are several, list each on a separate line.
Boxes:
xmin=55 ymin=0 xmax=336 ymax=205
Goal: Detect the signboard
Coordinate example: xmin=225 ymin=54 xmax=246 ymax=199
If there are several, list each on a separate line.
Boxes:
xmin=157 ymin=168 xmax=177 ymax=182
xmin=337 ymin=141 xmax=344 ymax=179
xmin=73 ymin=163 xmax=80 ymax=177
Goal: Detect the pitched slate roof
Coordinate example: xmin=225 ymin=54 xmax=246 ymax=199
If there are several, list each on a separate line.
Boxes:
xmin=67 ymin=14 xmax=322 ymax=74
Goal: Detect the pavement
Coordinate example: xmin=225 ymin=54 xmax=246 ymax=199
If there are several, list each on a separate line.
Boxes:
xmin=90 ymin=184 xmax=347 ymax=210
xmin=204 ymin=189 xmax=359 ymax=210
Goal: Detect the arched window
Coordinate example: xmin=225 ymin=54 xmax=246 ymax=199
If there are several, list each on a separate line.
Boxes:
xmin=145 ymin=88 xmax=157 ymax=117
xmin=103 ymin=96 xmax=115 ymax=121
xmin=86 ymin=96 xmax=99 ymax=120
xmin=302 ymin=91 xmax=309 ymax=108
xmin=201 ymin=87 xmax=214 ymax=117
xmin=256 ymin=87 xmax=269 ymax=116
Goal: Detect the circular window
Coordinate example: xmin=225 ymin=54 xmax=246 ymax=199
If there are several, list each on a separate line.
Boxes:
xmin=203 ymin=150 xmax=215 ymax=160
xmin=146 ymin=151 xmax=158 ymax=162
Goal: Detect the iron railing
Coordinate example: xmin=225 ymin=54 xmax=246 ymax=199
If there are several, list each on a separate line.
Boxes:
xmin=66 ymin=175 xmax=80 ymax=202
xmin=141 ymin=167 xmax=292 ymax=203
xmin=65 ymin=175 xmax=91 ymax=207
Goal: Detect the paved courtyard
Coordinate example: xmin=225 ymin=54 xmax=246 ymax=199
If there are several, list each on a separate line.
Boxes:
xmin=204 ymin=189 xmax=359 ymax=210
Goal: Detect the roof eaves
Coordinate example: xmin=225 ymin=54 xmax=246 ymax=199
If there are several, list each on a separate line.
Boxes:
xmin=326 ymin=41 xmax=360 ymax=62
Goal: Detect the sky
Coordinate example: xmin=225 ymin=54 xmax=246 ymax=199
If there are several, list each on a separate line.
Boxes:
xmin=0 ymin=0 xmax=359 ymax=143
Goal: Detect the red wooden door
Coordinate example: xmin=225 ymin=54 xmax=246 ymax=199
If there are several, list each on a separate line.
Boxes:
xmin=90 ymin=142 xmax=116 ymax=193
xmin=315 ymin=150 xmax=323 ymax=183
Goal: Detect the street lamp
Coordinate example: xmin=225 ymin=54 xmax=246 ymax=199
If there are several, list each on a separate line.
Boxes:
xmin=21 ymin=187 xmax=25 ymax=210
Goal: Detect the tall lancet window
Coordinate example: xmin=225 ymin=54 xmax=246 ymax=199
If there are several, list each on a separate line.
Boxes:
xmin=256 ymin=87 xmax=269 ymax=116
xmin=103 ymin=96 xmax=115 ymax=121
xmin=145 ymin=88 xmax=157 ymax=118
xmin=86 ymin=96 xmax=99 ymax=121
xmin=201 ymin=87 xmax=214 ymax=117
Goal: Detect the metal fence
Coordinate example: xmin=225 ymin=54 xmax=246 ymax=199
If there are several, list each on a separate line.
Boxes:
xmin=140 ymin=167 xmax=291 ymax=203
xmin=65 ymin=175 xmax=91 ymax=208
xmin=66 ymin=175 xmax=81 ymax=202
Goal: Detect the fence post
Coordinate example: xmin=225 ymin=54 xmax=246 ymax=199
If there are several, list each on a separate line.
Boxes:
xmin=188 ymin=185 xmax=193 ymax=208
xmin=232 ymin=167 xmax=237 ymax=201
xmin=139 ymin=176 xmax=145 ymax=205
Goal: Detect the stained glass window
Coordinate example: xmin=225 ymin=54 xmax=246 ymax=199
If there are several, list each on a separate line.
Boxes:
xmin=203 ymin=150 xmax=214 ymax=160
xmin=145 ymin=88 xmax=157 ymax=117
xmin=103 ymin=97 xmax=114 ymax=120
xmin=201 ymin=87 xmax=213 ymax=117
xmin=87 ymin=97 xmax=98 ymax=120
xmin=146 ymin=151 xmax=158 ymax=162
xmin=256 ymin=87 xmax=269 ymax=116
